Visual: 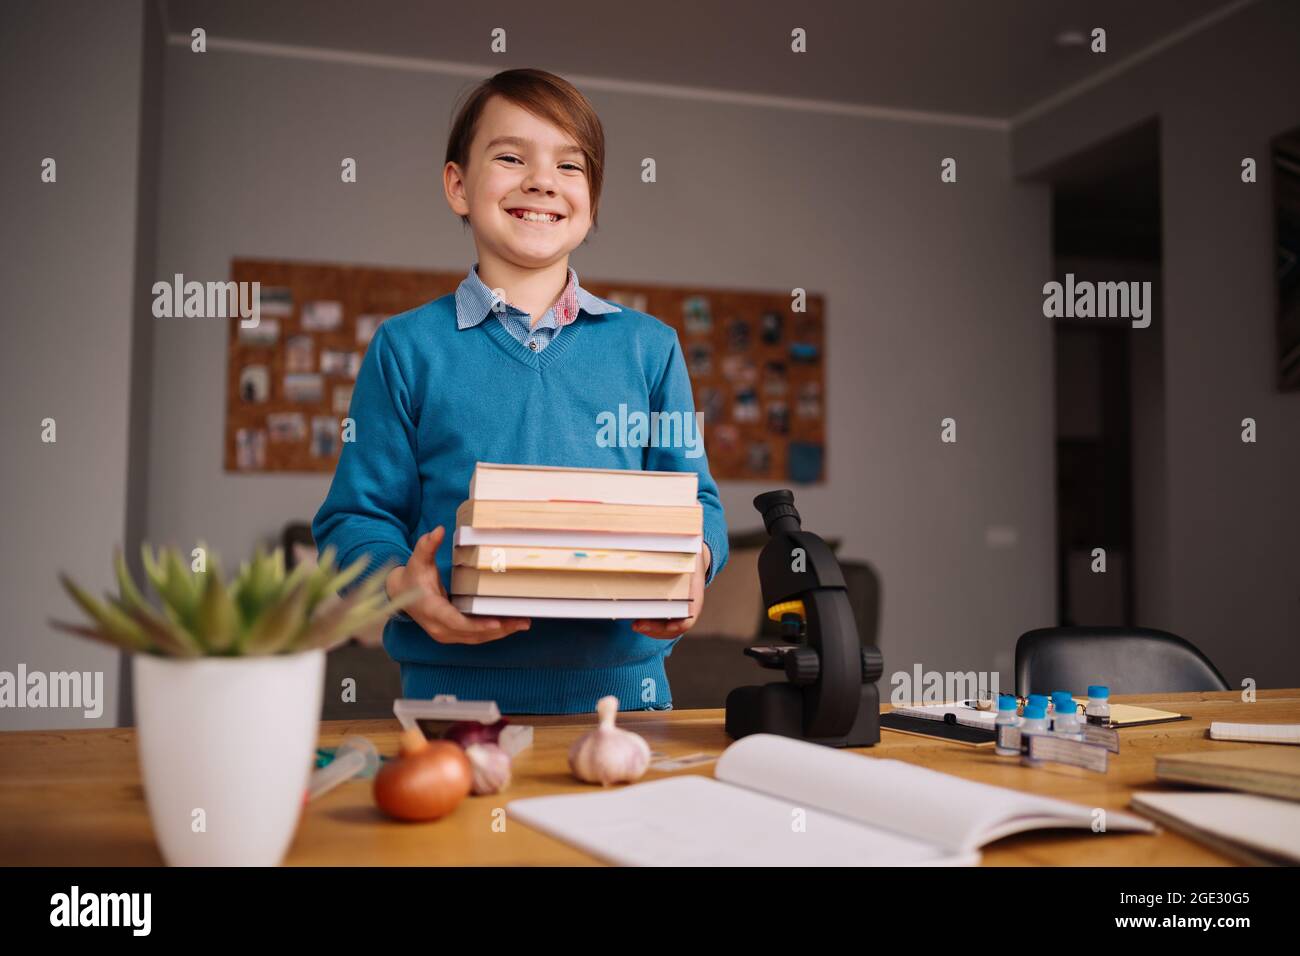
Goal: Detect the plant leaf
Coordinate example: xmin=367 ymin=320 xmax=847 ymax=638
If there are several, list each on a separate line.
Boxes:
xmin=49 ymin=619 xmax=136 ymax=653
xmin=242 ymin=578 xmax=312 ymax=655
xmin=281 ymin=554 xmax=317 ymax=610
xmin=113 ymin=548 xmax=148 ymax=610
xmin=141 ymin=543 xmax=167 ymax=601
xmin=57 ymin=575 xmax=150 ymax=652
xmin=300 ymin=589 xmax=370 ymax=652
xmin=321 ymin=554 xmax=370 ymax=602
xmin=235 ymin=548 xmax=279 ymax=637
xmin=161 ymin=548 xmax=200 ymax=630
xmin=116 ymin=599 xmax=203 ymax=658
xmin=196 ymin=564 xmax=238 ymax=653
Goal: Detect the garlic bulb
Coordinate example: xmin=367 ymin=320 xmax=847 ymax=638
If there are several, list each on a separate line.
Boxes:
xmin=568 ymin=695 xmax=651 ymax=786
xmin=465 ymin=742 xmax=512 ymax=795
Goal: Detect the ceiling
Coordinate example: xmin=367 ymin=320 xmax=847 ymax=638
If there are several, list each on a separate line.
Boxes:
xmin=163 ymin=0 xmax=1249 ymax=121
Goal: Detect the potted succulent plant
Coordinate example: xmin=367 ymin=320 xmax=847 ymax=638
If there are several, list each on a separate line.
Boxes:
xmin=52 ymin=544 xmax=416 ymax=866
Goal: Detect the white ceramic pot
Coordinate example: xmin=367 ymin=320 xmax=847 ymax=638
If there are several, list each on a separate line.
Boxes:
xmin=133 ymin=649 xmax=325 ymax=866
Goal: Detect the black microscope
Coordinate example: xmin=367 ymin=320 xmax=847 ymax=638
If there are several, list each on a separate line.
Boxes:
xmin=724 ymin=490 xmax=883 ymax=747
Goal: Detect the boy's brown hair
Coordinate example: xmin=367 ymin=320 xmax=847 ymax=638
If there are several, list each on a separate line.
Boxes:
xmin=446 ymin=68 xmax=605 ymax=229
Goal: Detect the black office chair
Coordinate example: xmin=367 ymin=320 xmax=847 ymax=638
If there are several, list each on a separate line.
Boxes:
xmin=1015 ymin=626 xmax=1229 ymax=697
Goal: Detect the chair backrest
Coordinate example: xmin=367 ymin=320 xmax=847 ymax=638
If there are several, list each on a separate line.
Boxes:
xmin=1015 ymin=626 xmax=1229 ymax=697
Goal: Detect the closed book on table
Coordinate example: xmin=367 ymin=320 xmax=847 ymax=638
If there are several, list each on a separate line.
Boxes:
xmin=456 ymin=499 xmax=703 ymax=535
xmin=1154 ymin=747 xmax=1300 ymax=802
xmin=1130 ymin=791 xmax=1300 ymax=865
xmin=453 ymin=545 xmax=696 ymax=574
xmin=469 ymin=462 xmax=698 ymax=507
xmin=451 ymin=567 xmax=692 ymax=600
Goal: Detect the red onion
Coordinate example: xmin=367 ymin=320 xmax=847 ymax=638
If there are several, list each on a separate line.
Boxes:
xmin=442 ymin=718 xmax=510 ymax=749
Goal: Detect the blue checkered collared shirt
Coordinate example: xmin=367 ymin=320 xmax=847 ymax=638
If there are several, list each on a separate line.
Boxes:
xmin=453 ymin=262 xmax=621 ymax=352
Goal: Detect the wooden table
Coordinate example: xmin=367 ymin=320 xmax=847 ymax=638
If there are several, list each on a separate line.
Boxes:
xmin=2 ymin=689 xmax=1294 ymax=866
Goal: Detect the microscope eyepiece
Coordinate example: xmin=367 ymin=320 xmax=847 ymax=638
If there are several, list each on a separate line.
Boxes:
xmin=753 ymin=489 xmax=802 ymax=534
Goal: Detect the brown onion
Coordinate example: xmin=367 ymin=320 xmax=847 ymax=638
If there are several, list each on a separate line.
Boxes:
xmin=373 ymin=728 xmax=472 ymax=822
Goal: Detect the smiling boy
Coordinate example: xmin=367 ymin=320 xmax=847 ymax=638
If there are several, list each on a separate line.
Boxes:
xmin=312 ymin=69 xmax=728 ymax=714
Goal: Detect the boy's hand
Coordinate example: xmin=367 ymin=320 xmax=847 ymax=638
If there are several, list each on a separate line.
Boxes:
xmin=631 ymin=543 xmax=709 ymax=640
xmin=387 ymin=526 xmax=530 ymax=645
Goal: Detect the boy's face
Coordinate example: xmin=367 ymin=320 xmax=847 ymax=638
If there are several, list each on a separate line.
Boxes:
xmin=445 ymin=96 xmax=593 ymax=269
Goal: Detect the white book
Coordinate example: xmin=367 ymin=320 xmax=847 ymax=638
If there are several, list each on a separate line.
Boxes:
xmin=506 ymin=733 xmax=1155 ymax=866
xmin=452 ymin=595 xmax=689 ymax=620
xmin=1130 ymin=791 xmax=1300 ymax=865
xmin=453 ymin=525 xmax=701 ymax=554
xmin=1209 ymin=722 xmax=1300 ymax=744
xmin=469 ymin=462 xmax=698 ymax=507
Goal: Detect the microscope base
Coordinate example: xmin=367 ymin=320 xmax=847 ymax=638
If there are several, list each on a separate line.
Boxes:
xmin=724 ymin=682 xmax=881 ymax=748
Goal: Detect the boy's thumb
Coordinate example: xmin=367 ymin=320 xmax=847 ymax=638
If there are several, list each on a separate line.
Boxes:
xmin=419 ymin=526 xmax=444 ymax=560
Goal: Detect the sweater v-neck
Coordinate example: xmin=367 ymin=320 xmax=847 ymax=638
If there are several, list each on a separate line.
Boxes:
xmin=482 ymin=312 xmax=586 ymax=372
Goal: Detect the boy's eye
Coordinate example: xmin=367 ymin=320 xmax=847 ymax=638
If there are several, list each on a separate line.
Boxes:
xmin=496 ymin=155 xmax=583 ymax=172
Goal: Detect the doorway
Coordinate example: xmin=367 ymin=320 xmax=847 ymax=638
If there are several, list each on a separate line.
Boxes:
xmin=1045 ymin=120 xmax=1165 ymax=627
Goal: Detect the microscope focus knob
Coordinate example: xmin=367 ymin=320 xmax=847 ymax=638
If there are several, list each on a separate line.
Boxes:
xmin=860 ymin=646 xmax=884 ymax=684
xmin=784 ymin=646 xmax=820 ymax=685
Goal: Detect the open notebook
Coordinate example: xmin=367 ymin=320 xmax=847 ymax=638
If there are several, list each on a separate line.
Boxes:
xmin=506 ymin=734 xmax=1155 ymax=865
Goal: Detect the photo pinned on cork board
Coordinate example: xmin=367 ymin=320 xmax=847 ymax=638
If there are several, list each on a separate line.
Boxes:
xmin=223 ymin=259 xmax=825 ymax=480
xmin=583 ymin=276 xmax=827 ymax=482
xmin=224 ymin=258 xmax=459 ymax=473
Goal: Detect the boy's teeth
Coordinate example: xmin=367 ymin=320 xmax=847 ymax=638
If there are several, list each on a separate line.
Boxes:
xmin=512 ymin=209 xmax=559 ymax=222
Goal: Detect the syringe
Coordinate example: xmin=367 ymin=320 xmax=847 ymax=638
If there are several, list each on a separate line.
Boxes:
xmin=307 ymin=735 xmax=380 ymax=801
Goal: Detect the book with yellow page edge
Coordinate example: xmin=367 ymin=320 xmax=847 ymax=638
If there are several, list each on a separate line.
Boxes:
xmin=455 ymin=498 xmax=703 ymax=535
xmin=453 ymin=544 xmax=696 ymax=574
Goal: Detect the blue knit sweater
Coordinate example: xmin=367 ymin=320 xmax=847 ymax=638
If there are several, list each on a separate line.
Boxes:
xmin=312 ymin=290 xmax=729 ymax=714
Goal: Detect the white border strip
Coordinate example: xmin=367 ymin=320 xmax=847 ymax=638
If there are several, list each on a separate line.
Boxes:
xmin=165 ymin=33 xmax=1009 ymax=131
xmin=1009 ymin=0 xmax=1261 ymax=128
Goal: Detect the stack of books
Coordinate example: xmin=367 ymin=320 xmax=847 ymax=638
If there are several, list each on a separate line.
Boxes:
xmin=450 ymin=462 xmax=703 ymax=619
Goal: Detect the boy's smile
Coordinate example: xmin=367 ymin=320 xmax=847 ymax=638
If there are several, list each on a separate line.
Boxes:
xmin=505 ymin=207 xmax=565 ymax=224
xmin=446 ymin=96 xmax=592 ymax=274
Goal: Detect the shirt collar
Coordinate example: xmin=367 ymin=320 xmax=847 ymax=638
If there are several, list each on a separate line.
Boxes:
xmin=455 ymin=262 xmax=621 ymax=331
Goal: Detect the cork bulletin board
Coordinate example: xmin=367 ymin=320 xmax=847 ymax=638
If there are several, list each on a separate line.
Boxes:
xmin=224 ymin=258 xmax=826 ymax=482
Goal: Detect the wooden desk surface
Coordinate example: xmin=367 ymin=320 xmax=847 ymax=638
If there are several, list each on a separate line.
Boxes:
xmin=2 ymin=689 xmax=1295 ymax=866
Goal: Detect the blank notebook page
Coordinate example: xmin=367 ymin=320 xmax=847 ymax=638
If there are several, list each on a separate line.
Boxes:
xmin=505 ymin=775 xmax=967 ymax=866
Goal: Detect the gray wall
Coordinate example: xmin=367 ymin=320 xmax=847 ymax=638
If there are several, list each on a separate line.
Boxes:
xmin=1014 ymin=0 xmax=1300 ymax=686
xmin=12 ymin=4 xmax=1292 ymax=732
xmin=147 ymin=43 xmax=1055 ymax=702
xmin=0 ymin=0 xmax=162 ymax=730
